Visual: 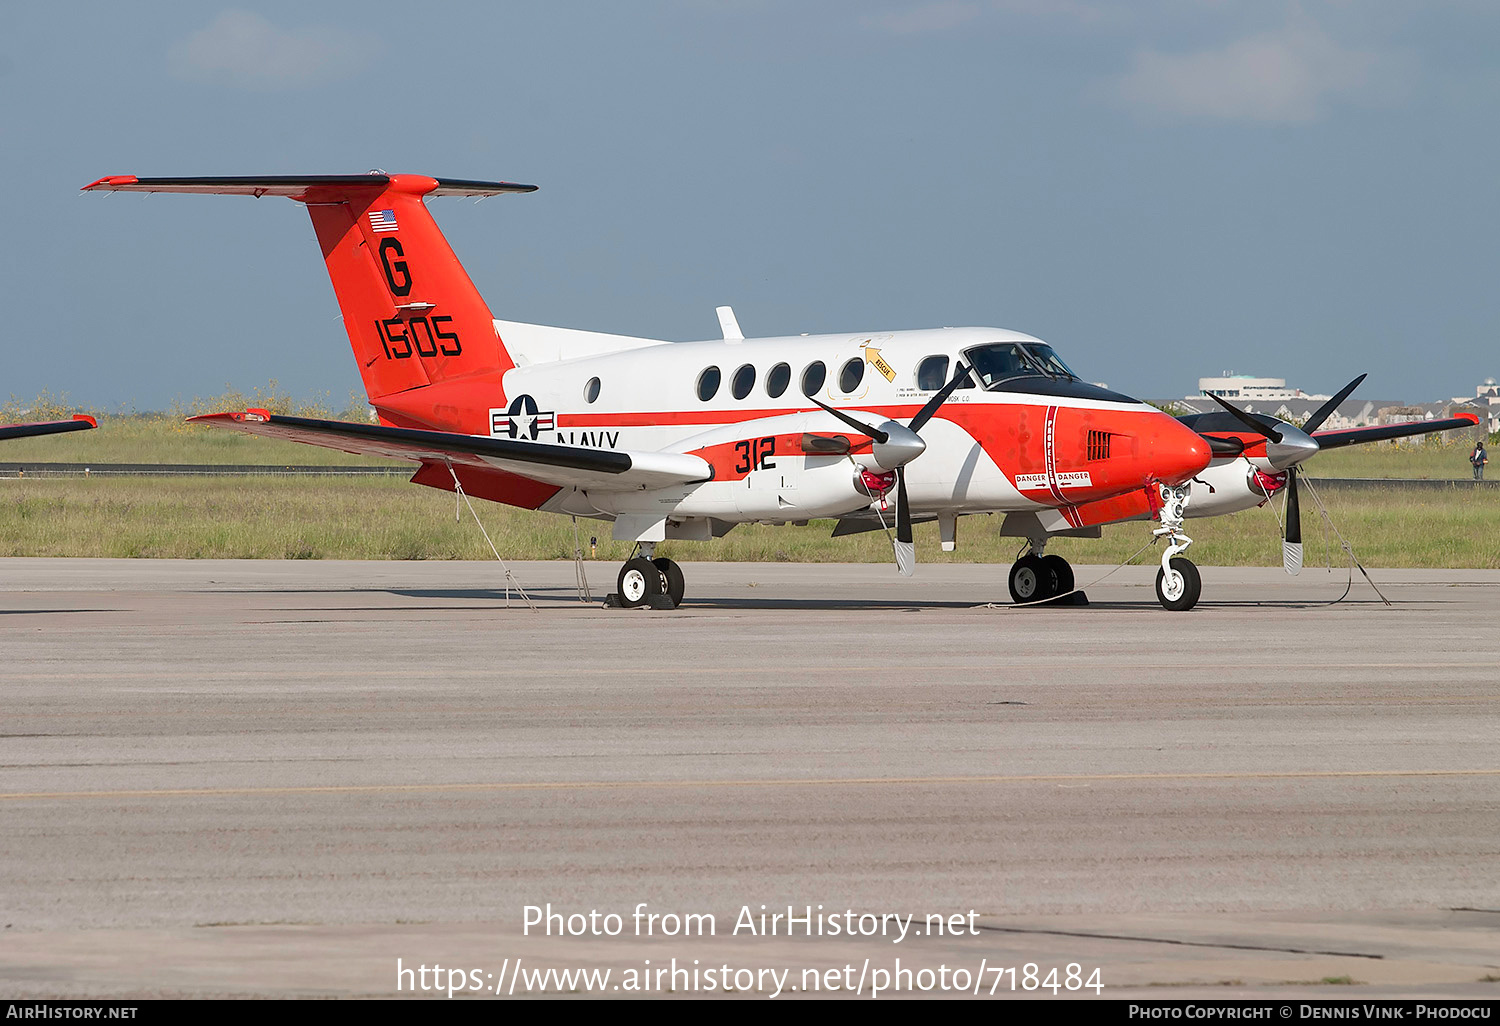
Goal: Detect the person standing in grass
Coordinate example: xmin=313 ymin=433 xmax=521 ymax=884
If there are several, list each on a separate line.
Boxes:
xmin=1472 ymin=439 xmax=1488 ymax=480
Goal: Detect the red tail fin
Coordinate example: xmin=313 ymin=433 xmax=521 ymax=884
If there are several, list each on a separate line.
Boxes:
xmin=83 ymin=174 xmax=536 ymax=431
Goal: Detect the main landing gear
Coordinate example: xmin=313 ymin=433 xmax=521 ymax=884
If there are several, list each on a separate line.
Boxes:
xmin=1008 ymin=543 xmax=1076 ymax=605
xmin=1152 ymin=483 xmax=1200 ymax=611
xmin=614 ymin=543 xmax=686 ymax=609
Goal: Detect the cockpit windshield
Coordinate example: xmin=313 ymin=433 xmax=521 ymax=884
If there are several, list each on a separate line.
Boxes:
xmin=962 ymin=342 xmax=1079 ymax=390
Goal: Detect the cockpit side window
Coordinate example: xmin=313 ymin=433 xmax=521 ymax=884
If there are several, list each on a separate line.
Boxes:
xmin=915 ymin=355 xmax=949 ymax=391
xmin=1025 ymin=344 xmax=1079 ymax=381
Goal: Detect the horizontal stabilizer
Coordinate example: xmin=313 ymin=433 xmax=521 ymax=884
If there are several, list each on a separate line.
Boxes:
xmin=82 ymin=174 xmax=536 ymax=199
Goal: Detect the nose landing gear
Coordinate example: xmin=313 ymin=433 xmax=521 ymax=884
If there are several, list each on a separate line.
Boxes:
xmin=1152 ymin=483 xmax=1200 ymax=611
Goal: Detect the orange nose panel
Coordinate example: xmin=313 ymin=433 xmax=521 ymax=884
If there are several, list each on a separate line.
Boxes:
xmin=1140 ymin=412 xmax=1212 ymax=487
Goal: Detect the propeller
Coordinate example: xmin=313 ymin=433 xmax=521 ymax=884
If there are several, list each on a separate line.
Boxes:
xmin=1203 ymin=374 xmax=1367 ymax=575
xmin=891 ymin=363 xmax=972 ymax=574
xmin=811 ymin=363 xmax=970 ymax=575
xmin=1203 ymin=390 xmax=1283 ymax=443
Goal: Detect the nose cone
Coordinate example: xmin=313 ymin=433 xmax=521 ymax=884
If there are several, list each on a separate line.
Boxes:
xmin=1264 ymin=425 xmax=1320 ymax=470
xmin=1147 ymin=411 xmax=1213 ymax=486
xmin=871 ymin=421 xmax=926 ymax=471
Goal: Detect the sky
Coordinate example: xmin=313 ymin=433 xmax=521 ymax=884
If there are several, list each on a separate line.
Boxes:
xmin=3 ymin=0 xmax=1498 ymax=410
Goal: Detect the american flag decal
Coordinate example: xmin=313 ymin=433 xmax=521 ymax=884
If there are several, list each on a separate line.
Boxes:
xmin=369 ymin=209 xmax=398 ymax=233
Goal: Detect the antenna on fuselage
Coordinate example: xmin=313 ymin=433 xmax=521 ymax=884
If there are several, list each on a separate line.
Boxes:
xmin=716 ymin=305 xmax=744 ymax=342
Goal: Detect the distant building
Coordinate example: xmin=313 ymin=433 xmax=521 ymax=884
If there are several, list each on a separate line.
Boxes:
xmin=1195 ymin=374 xmax=1330 ymax=402
xmin=1457 ymin=378 xmax=1499 ymax=434
xmin=1163 ymin=395 xmax=1399 ymax=429
xmin=1160 ymin=371 xmax=1496 ymax=437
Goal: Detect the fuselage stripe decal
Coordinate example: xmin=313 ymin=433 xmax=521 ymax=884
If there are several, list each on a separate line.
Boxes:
xmin=1043 ymin=405 xmax=1068 ymax=506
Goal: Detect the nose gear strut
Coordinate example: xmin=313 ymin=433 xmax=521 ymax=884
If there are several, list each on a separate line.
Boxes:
xmin=1152 ymin=482 xmax=1200 ymax=610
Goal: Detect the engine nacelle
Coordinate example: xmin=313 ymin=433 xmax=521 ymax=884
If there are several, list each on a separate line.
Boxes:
xmin=1183 ymin=458 xmax=1286 ymax=518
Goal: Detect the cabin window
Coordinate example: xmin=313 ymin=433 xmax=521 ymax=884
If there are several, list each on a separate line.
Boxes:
xmin=916 ymin=355 xmax=949 ymax=391
xmin=697 ymin=366 xmax=721 ymax=401
xmin=584 ymin=377 xmax=601 ymax=403
xmin=731 ymin=364 xmax=756 ymax=400
xmin=766 ymin=362 xmax=791 ymax=399
xmin=801 ymin=361 xmax=827 ymax=397
xmin=839 ymin=358 xmax=865 ymax=393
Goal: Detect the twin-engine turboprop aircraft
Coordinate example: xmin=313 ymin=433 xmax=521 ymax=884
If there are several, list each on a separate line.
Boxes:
xmin=86 ymin=171 xmax=1227 ymax=608
xmin=1 ymin=415 xmax=97 ymax=443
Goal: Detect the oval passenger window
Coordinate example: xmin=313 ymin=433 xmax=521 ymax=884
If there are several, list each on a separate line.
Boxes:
xmin=839 ymin=358 xmax=865 ymax=393
xmin=766 ymin=362 xmax=791 ymax=399
xmin=584 ymin=377 xmax=601 ymax=403
xmin=731 ymin=364 xmax=756 ymax=400
xmin=697 ymin=366 xmax=721 ymax=401
xmin=801 ymin=361 xmax=826 ymax=397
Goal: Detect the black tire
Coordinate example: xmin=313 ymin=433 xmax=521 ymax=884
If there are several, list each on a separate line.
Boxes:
xmin=653 ymin=557 xmax=685 ymax=608
xmin=617 ymin=557 xmax=663 ymax=608
xmin=1155 ymin=556 xmax=1201 ymax=611
xmin=1040 ymin=555 xmax=1074 ymax=601
xmin=1008 ymin=554 xmax=1058 ymax=604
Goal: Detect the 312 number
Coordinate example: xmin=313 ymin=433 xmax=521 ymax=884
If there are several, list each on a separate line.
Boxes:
xmin=734 ymin=436 xmax=776 ymax=474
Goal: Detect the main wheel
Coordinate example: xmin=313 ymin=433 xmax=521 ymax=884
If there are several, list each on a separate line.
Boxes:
xmin=1155 ymin=556 xmax=1202 ymax=611
xmin=653 ymin=557 xmax=685 ymax=608
xmin=1040 ymin=554 xmax=1074 ymax=601
xmin=1008 ymin=554 xmax=1058 ymax=604
xmin=618 ymin=556 xmax=663 ymax=608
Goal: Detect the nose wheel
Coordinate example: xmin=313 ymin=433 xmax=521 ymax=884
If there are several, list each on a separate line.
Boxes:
xmin=1155 ymin=556 xmax=1201 ymax=611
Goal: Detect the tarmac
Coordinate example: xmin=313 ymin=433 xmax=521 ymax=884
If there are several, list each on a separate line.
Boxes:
xmin=1 ymin=558 xmax=1497 ymax=1000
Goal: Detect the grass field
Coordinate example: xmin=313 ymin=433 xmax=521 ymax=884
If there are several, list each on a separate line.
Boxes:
xmin=2 ymin=475 xmax=1495 ymax=568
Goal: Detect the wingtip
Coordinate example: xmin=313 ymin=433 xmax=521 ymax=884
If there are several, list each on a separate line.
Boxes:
xmin=81 ymin=175 xmax=138 ymax=192
xmin=187 ymin=408 xmax=271 ymax=425
xmin=71 ymin=414 xmax=97 ymax=428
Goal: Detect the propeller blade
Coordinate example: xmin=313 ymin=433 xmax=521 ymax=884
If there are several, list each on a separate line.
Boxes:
xmin=908 ymin=362 xmax=970 ymax=434
xmin=893 ymin=468 xmax=915 ymax=576
xmin=807 ymin=398 xmax=889 ymax=444
xmin=1203 ymin=391 xmax=1282 ymax=443
xmin=1283 ymin=468 xmax=1303 ymax=575
xmin=1301 ymin=373 xmax=1367 ymax=434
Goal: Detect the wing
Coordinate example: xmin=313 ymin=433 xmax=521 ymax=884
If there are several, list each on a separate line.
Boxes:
xmin=189 ymin=411 xmax=711 ymax=491
xmin=1311 ymin=413 xmax=1480 ymax=450
xmin=0 ymin=415 xmax=97 ymax=442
